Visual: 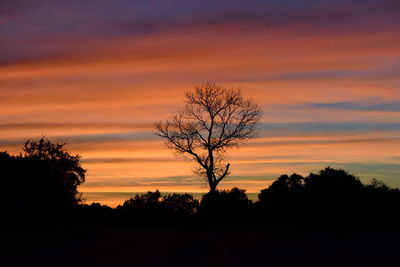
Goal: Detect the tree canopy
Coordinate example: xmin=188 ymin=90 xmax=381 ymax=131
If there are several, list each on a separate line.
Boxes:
xmin=1 ymin=137 xmax=86 ymax=219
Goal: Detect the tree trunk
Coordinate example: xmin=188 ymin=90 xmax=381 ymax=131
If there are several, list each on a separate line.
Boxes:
xmin=208 ymin=173 xmax=217 ymax=193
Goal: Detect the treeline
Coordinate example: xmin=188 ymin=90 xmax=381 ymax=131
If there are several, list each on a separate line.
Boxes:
xmin=1 ymin=138 xmax=400 ymax=229
xmin=77 ymin=168 xmax=400 ymax=229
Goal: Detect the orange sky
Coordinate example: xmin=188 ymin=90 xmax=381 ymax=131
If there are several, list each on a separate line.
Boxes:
xmin=1 ymin=0 xmax=399 ymax=195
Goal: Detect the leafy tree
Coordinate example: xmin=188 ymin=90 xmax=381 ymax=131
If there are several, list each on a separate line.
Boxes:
xmin=200 ymin=187 xmax=251 ymax=220
xmin=22 ymin=138 xmax=86 ymax=206
xmin=257 ymin=168 xmax=369 ymax=223
xmin=155 ymin=83 xmax=262 ymax=192
xmin=257 ymin=174 xmax=305 ymax=220
xmin=259 ymin=173 xmax=304 ymax=197
xmin=119 ymin=190 xmax=162 ymax=219
xmin=304 ymin=167 xmax=364 ymax=194
xmin=1 ymin=137 xmax=86 ymax=218
xmin=161 ymin=193 xmax=199 ymax=217
xmin=77 ymin=202 xmax=114 ymax=224
xmin=121 ymin=190 xmax=161 ymax=208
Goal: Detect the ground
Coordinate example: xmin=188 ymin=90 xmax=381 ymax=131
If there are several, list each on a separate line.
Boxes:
xmin=2 ymin=225 xmax=400 ymax=267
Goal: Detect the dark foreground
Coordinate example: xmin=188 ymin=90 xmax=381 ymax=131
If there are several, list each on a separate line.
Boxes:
xmin=2 ymin=225 xmax=400 ymax=267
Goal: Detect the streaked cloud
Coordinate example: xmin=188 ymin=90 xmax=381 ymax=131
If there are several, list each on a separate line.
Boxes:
xmin=297 ymin=102 xmax=400 ymax=111
xmin=1 ymin=0 xmax=399 ymax=193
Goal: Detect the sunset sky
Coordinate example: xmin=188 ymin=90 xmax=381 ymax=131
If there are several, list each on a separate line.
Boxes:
xmin=1 ymin=0 xmax=399 ymax=195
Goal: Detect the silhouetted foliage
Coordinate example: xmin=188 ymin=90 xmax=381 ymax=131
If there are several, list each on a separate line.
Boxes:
xmin=116 ymin=191 xmax=200 ymax=226
xmin=161 ymin=193 xmax=199 ymax=218
xmin=362 ymin=178 xmax=400 ymax=224
xmin=77 ymin=202 xmax=114 ymax=224
xmin=259 ymin=173 xmax=304 ymax=201
xmin=257 ymin=173 xmax=305 ymax=220
xmin=4 ymin=136 xmax=400 ymax=267
xmin=118 ymin=190 xmax=161 ymax=220
xmin=200 ymin=187 xmax=251 ymax=222
xmin=155 ymin=83 xmax=262 ymax=192
xmin=2 ymin=136 xmax=400 ymax=230
xmin=56 ymin=166 xmax=400 ymax=229
xmin=1 ymin=137 xmax=85 ymax=222
xmin=24 ymin=138 xmax=86 ymax=203
xmin=304 ymin=167 xmax=364 ymax=194
xmin=303 ymin=167 xmax=365 ymax=225
xmin=256 ymin=167 xmax=400 ymax=227
xmin=366 ymin=178 xmax=391 ymax=192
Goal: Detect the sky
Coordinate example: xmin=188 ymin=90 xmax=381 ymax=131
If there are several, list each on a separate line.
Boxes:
xmin=1 ymin=0 xmax=400 ymax=195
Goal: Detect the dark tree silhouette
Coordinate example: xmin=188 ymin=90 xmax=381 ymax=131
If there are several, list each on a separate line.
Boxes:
xmin=161 ymin=193 xmax=199 ymax=217
xmin=117 ymin=191 xmax=200 ymax=225
xmin=257 ymin=168 xmax=373 ymax=224
xmin=22 ymin=138 xmax=86 ymax=206
xmin=1 ymin=137 xmax=86 ymax=221
xmin=257 ymin=174 xmax=305 ymax=220
xmin=259 ymin=173 xmax=304 ymax=196
xmin=366 ymin=178 xmax=391 ymax=192
xmin=155 ymin=83 xmax=262 ymax=192
xmin=302 ymin=167 xmax=374 ymax=225
xmin=304 ymin=167 xmax=364 ymax=194
xmin=200 ymin=187 xmax=251 ymax=221
xmin=118 ymin=190 xmax=162 ymax=222
xmin=120 ymin=191 xmax=161 ymax=210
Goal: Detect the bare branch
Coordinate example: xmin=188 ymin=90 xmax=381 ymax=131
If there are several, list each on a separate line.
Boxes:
xmin=154 ymin=82 xmax=262 ymax=192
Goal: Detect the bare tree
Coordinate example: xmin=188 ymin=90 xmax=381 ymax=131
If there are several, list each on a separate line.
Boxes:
xmin=155 ymin=83 xmax=262 ymax=192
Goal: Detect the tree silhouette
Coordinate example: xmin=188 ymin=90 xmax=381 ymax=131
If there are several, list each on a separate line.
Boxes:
xmin=118 ymin=190 xmax=162 ymax=221
xmin=1 ymin=137 xmax=86 ymax=221
xmin=161 ymin=193 xmax=199 ymax=217
xmin=304 ymin=167 xmax=364 ymax=194
xmin=22 ymin=137 xmax=86 ymax=206
xmin=155 ymin=83 xmax=262 ymax=192
xmin=117 ymin=191 xmax=200 ymax=225
xmin=200 ymin=187 xmax=251 ymax=221
xmin=257 ymin=174 xmax=305 ymax=221
xmin=260 ymin=173 xmax=304 ymax=196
